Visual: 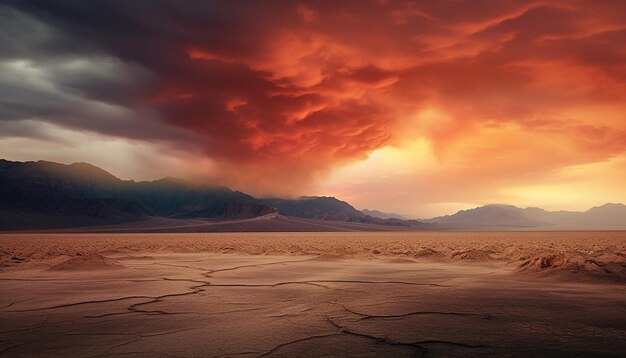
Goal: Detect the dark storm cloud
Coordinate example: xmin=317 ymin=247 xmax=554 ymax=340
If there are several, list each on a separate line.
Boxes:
xmin=1 ymin=0 xmax=404 ymax=173
xmin=0 ymin=0 xmax=625 ymax=193
xmin=0 ymin=2 xmax=195 ymax=144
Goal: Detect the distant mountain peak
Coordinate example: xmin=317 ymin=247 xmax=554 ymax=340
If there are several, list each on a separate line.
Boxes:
xmin=361 ymin=209 xmax=409 ymax=220
xmin=34 ymin=160 xmax=120 ymax=182
xmin=150 ymin=176 xmax=187 ymax=185
xmin=481 ymin=203 xmax=519 ymax=209
xmin=261 ymin=195 xmax=363 ymax=221
xmin=584 ymin=203 xmax=626 ymax=215
xmin=589 ymin=203 xmax=625 ymax=209
xmin=299 ymin=195 xmax=338 ymax=201
xmin=428 ymin=203 xmax=626 ymax=229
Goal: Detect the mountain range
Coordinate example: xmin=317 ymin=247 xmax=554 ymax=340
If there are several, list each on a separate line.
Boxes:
xmin=1 ymin=159 xmax=624 ymax=231
xmin=0 ymin=159 xmax=417 ymax=230
xmin=425 ymin=203 xmax=626 ymax=229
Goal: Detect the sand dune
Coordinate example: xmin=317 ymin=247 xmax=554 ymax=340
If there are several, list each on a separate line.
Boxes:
xmin=516 ymin=251 xmax=626 ymax=282
xmin=48 ymin=254 xmax=123 ymax=271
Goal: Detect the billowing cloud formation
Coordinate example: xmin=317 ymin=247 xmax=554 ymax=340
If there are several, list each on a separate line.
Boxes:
xmin=1 ymin=0 xmax=625 ymax=201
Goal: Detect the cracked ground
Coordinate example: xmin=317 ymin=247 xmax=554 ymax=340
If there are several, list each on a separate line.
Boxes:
xmin=1 ymin=233 xmax=625 ymax=357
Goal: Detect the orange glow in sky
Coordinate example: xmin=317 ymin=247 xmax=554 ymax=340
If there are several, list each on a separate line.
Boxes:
xmin=0 ymin=1 xmax=625 ymax=217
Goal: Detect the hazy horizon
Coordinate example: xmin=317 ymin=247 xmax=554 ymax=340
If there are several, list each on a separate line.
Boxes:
xmin=3 ymin=157 xmax=625 ymax=220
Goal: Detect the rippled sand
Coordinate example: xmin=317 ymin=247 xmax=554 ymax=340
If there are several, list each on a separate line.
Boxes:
xmin=1 ymin=232 xmax=625 ymax=356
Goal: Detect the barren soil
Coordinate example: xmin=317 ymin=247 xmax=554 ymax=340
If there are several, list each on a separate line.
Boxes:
xmin=1 ymin=232 xmax=625 ymax=357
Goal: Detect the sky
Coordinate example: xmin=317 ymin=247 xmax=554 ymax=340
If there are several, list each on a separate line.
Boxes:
xmin=0 ymin=0 xmax=625 ymax=218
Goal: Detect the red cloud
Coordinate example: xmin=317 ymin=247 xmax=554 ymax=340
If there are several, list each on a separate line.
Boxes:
xmin=11 ymin=1 xmax=623 ymax=194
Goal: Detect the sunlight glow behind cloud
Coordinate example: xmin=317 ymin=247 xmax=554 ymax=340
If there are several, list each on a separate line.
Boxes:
xmin=0 ymin=0 xmax=624 ymax=216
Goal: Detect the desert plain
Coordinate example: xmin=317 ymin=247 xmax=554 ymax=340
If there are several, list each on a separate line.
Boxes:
xmin=1 ymin=231 xmax=625 ymax=357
